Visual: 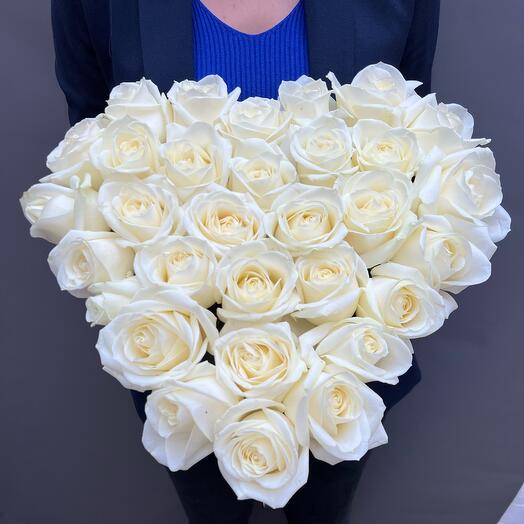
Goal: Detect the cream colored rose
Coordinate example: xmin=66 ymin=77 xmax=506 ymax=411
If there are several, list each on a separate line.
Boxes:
xmin=105 ymin=78 xmax=171 ymax=141
xmin=20 ymin=179 xmax=109 ymax=244
xmin=96 ymin=289 xmax=218 ymax=391
xmin=90 ymin=116 xmax=161 ymax=179
xmin=142 ymin=362 xmax=237 ymax=471
xmin=47 ymin=114 xmax=109 ymax=173
xmin=391 ymin=215 xmax=492 ymax=293
xmin=352 ymin=119 xmax=422 ymax=176
xmin=417 ymin=214 xmax=498 ymax=268
xmin=417 ymin=147 xmax=503 ymax=221
xmin=404 ymin=93 xmax=475 ymax=140
xmin=214 ymin=398 xmax=309 ymax=509
xmin=289 ymin=114 xmax=357 ymax=187
xmin=228 ymin=139 xmax=297 ymax=211
xmin=357 ymin=263 xmax=457 ymax=338
xmin=300 ymin=317 xmax=413 ymax=385
xmin=20 ymin=178 xmax=109 ymax=244
xmin=20 ymin=183 xmax=73 ymax=244
xmin=85 ymin=276 xmax=141 ymax=326
xmin=292 ymin=242 xmax=368 ymax=324
xmin=414 ymin=128 xmax=489 ymax=158
xmin=278 ymin=76 xmax=332 ymax=123
xmin=39 ymin=159 xmax=104 ymax=192
xmin=285 ymin=356 xmax=387 ymax=465
xmin=215 ymin=240 xmax=299 ymax=323
xmin=71 ymin=180 xmax=111 ymax=232
xmin=416 ymin=146 xmax=510 ymax=244
xmin=161 ymin=122 xmax=231 ymax=202
xmin=48 ymin=230 xmax=134 ymax=298
xmin=167 ymin=75 xmax=240 ymax=126
xmin=213 ymin=322 xmax=306 ymax=399
xmin=218 ymin=97 xmax=291 ymax=143
xmin=264 ymin=184 xmax=347 ymax=256
xmin=134 ymin=235 xmax=219 ymax=308
xmin=484 ymin=205 xmax=511 ymax=244
xmin=98 ymin=179 xmax=182 ymax=247
xmin=337 ymin=170 xmax=417 ymax=267
xmin=182 ymin=189 xmax=265 ymax=258
xmin=328 ymin=63 xmax=421 ymax=126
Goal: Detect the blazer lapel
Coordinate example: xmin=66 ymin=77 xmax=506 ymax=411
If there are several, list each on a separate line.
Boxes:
xmin=110 ymin=0 xmax=194 ymax=92
xmin=138 ymin=0 xmax=194 ymax=92
xmin=110 ymin=0 xmax=144 ymax=86
xmin=304 ymin=0 xmax=355 ymax=84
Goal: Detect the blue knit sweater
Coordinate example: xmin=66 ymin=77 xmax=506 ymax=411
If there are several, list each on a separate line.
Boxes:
xmin=192 ymin=0 xmax=309 ymax=100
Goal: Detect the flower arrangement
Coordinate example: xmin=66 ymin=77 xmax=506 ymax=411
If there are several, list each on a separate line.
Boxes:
xmin=20 ymin=63 xmax=510 ymax=508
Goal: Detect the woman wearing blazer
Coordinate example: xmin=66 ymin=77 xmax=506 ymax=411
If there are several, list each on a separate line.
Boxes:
xmin=51 ymin=1 xmax=439 ymax=522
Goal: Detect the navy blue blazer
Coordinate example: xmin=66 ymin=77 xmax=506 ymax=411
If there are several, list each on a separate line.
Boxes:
xmin=52 ymin=0 xmax=440 ymax=126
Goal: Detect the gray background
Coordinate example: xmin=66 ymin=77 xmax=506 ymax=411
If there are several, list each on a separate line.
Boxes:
xmin=1 ymin=1 xmax=523 ymax=523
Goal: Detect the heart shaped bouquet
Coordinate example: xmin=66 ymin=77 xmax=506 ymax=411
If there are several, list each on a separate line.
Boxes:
xmin=20 ymin=63 xmax=510 ymax=508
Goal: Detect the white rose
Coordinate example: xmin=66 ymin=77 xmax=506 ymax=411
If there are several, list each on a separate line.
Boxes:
xmin=416 ymin=147 xmax=511 ymax=244
xmin=357 ymin=263 xmax=457 ymax=338
xmin=337 ymin=170 xmax=417 ymax=267
xmin=414 ymin=128 xmax=489 ymax=157
xmin=292 ymin=242 xmax=368 ymax=324
xmin=142 ymin=362 xmax=237 ymax=471
xmin=134 ymin=235 xmax=219 ymax=308
xmin=183 ymin=189 xmax=265 ymax=258
xmin=215 ymin=240 xmax=299 ymax=323
xmin=228 ymin=139 xmax=297 ymax=211
xmin=105 ymin=78 xmax=171 ymax=141
xmin=289 ymin=114 xmax=357 ymax=187
xmin=284 ymin=356 xmax=387 ymax=465
xmin=39 ymin=159 xmax=104 ymax=191
xmin=432 ymin=213 xmax=498 ymax=262
xmin=85 ymin=276 xmax=141 ymax=326
xmin=264 ymin=184 xmax=347 ymax=256
xmin=278 ymin=76 xmax=332 ymax=123
xmin=218 ymin=97 xmax=291 ymax=143
xmin=214 ymin=398 xmax=309 ymax=509
xmin=416 ymin=147 xmax=503 ymax=221
xmin=71 ymin=181 xmax=111 ymax=230
xmin=48 ymin=230 xmax=134 ymax=298
xmin=328 ymin=63 xmax=421 ymax=126
xmin=98 ymin=179 xmax=182 ymax=247
xmin=167 ymin=75 xmax=240 ymax=126
xmin=352 ymin=119 xmax=422 ymax=176
xmin=96 ymin=289 xmax=218 ymax=391
xmin=444 ymin=207 xmax=509 ymax=257
xmin=20 ymin=183 xmax=73 ymax=244
xmin=21 ymin=179 xmax=109 ymax=244
xmin=213 ymin=322 xmax=306 ymax=400
xmin=300 ymin=317 xmax=413 ymax=385
xmin=390 ymin=215 xmax=492 ymax=293
xmin=161 ymin=122 xmax=231 ymax=202
xmin=483 ymin=205 xmax=511 ymax=244
xmin=404 ymin=93 xmax=475 ymax=140
xmin=90 ymin=116 xmax=161 ymax=180
xmin=46 ymin=114 xmax=109 ymax=173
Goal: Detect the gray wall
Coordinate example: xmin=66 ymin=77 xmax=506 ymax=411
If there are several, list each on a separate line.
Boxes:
xmin=1 ymin=2 xmax=523 ymax=523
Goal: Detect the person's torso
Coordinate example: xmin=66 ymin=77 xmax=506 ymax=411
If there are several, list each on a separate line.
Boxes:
xmin=86 ymin=0 xmax=417 ymax=94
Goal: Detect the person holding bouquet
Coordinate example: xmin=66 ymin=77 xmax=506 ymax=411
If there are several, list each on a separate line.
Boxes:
xmin=50 ymin=1 xmax=440 ymax=522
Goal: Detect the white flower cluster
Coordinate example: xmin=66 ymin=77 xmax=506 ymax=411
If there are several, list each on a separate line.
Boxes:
xmin=20 ymin=63 xmax=510 ymax=508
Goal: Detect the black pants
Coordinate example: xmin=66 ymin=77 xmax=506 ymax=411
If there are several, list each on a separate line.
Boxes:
xmin=131 ymin=358 xmax=421 ymax=524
